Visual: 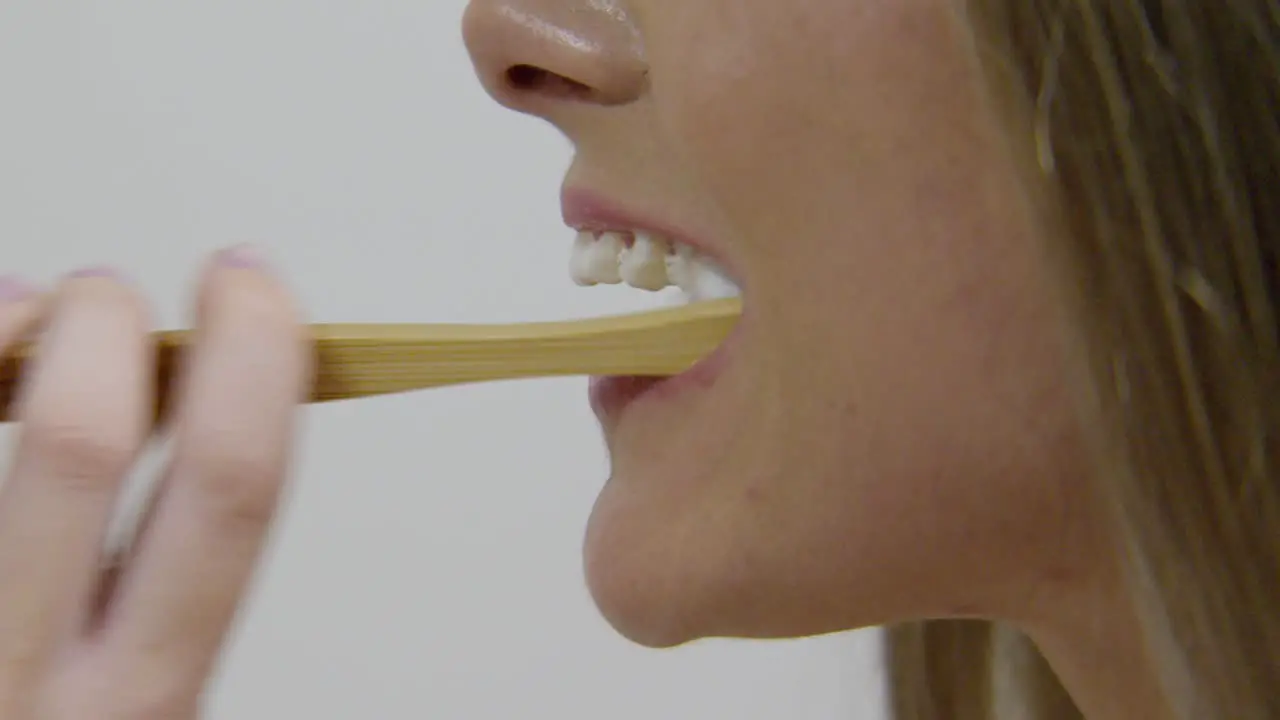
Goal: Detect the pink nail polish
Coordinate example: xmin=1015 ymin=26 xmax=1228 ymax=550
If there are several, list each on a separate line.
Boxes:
xmin=68 ymin=266 xmax=117 ymax=279
xmin=219 ymin=244 xmax=265 ymax=268
xmin=0 ymin=276 xmax=34 ymax=302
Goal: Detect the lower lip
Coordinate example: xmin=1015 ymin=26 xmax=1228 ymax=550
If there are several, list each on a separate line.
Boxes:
xmin=588 ymin=317 xmax=741 ymax=426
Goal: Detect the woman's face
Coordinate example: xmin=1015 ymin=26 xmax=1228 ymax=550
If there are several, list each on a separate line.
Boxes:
xmin=464 ymin=0 xmax=1100 ymax=646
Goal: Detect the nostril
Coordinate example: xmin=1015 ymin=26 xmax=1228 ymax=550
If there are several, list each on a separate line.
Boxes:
xmin=505 ymin=64 xmax=594 ymax=101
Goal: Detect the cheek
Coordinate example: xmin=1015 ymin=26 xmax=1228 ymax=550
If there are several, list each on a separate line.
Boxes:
xmin=650 ymin=1 xmax=1018 ymax=389
xmin=757 ymin=294 xmax=1084 ymax=645
xmin=588 ymin=0 xmax=1096 ymax=640
xmin=650 ymin=0 xmax=978 ymax=253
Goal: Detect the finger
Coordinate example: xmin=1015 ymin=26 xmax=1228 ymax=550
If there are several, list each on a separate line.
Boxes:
xmin=84 ymin=485 xmax=160 ymax=633
xmin=102 ymin=248 xmax=309 ymax=706
xmin=0 ymin=271 xmax=151 ymax=708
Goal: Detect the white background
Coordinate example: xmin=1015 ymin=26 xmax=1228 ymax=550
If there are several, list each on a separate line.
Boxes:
xmin=0 ymin=2 xmax=884 ymax=718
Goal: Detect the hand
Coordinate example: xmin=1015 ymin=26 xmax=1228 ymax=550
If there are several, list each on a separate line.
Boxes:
xmin=0 ymin=248 xmax=310 ymax=718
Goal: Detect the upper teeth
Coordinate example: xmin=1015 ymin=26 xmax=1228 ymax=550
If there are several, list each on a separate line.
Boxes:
xmin=570 ymin=230 xmax=741 ymax=301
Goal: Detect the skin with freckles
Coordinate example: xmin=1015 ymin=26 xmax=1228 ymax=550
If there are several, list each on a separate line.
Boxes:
xmin=464 ymin=1 xmax=1183 ymax=717
xmin=465 ymin=0 xmax=1106 ymax=649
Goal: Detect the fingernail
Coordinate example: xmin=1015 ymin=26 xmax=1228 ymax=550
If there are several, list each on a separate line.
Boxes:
xmin=219 ymin=243 xmax=266 ymax=268
xmin=0 ymin=275 xmax=35 ymax=302
xmin=67 ymin=265 xmax=117 ymax=279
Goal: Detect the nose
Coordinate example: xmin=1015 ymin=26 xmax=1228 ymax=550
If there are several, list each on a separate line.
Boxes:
xmin=463 ymin=0 xmax=647 ymax=114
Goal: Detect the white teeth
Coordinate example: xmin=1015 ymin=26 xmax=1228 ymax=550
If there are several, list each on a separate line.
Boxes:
xmin=569 ymin=229 xmax=742 ymax=300
xmin=570 ymin=231 xmax=598 ymax=286
xmin=666 ymin=244 xmax=738 ymax=301
xmin=586 ymin=232 xmax=625 ymax=284
xmin=619 ymin=233 xmax=669 ymax=291
xmin=664 ymin=244 xmax=697 ymax=290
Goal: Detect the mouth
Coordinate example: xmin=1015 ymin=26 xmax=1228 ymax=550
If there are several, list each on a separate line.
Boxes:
xmin=561 ymin=189 xmax=744 ymax=424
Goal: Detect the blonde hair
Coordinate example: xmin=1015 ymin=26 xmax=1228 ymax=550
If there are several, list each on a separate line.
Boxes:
xmin=887 ymin=1 xmax=1280 ymax=718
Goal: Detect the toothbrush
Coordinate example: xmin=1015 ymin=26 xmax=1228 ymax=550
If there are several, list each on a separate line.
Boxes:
xmin=0 ymin=298 xmax=742 ymax=423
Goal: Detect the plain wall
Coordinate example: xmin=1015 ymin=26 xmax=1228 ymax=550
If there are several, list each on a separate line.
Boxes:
xmin=0 ymin=2 xmax=886 ymax=718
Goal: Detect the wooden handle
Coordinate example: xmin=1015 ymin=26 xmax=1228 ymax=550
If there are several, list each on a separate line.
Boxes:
xmin=0 ymin=299 xmax=742 ymax=423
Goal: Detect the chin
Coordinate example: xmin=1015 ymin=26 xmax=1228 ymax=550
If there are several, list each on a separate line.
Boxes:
xmin=582 ymin=484 xmax=710 ymax=649
xmin=581 ymin=380 xmax=756 ymax=646
xmin=579 ymin=370 xmax=794 ymax=648
xmin=580 ymin=433 xmax=722 ymax=648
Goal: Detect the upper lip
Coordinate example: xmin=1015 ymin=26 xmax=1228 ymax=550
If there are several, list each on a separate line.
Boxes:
xmin=559 ymin=185 xmax=743 ymax=286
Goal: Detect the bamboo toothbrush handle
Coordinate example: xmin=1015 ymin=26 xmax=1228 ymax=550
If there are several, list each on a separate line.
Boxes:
xmin=0 ymin=299 xmax=741 ymax=424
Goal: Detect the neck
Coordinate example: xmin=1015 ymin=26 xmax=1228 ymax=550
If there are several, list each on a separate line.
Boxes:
xmin=1020 ymin=579 xmax=1174 ymax=720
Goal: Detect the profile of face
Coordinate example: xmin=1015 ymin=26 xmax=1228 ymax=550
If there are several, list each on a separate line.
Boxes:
xmin=463 ymin=0 xmax=1103 ymax=647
